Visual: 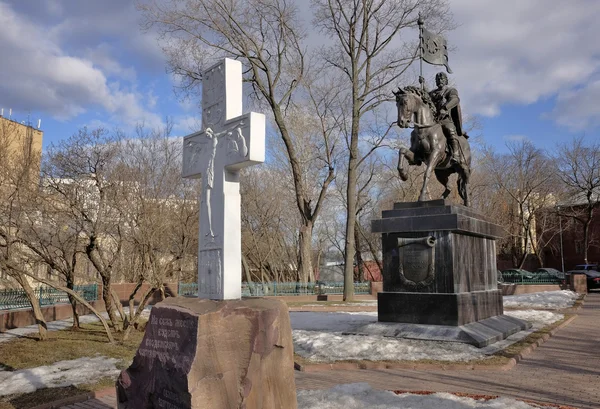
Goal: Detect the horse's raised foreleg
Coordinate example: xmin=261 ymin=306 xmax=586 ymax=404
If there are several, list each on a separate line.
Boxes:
xmin=419 ymin=150 xmax=441 ymax=202
xmin=397 ymin=147 xmax=415 ymax=182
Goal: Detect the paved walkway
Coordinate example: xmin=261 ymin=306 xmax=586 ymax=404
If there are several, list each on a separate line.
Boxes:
xmin=61 ymin=293 xmax=600 ymax=409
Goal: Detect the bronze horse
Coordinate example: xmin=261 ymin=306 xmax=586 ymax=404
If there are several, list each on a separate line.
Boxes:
xmin=394 ymin=86 xmax=471 ymax=206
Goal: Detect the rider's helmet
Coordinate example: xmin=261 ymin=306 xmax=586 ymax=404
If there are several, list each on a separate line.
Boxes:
xmin=435 ymin=72 xmax=448 ymax=86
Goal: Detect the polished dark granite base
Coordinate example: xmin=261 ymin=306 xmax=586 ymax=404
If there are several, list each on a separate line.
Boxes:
xmin=369 ymin=200 xmax=531 ymax=347
xmin=345 ymin=314 xmax=532 ymax=348
xmin=378 ymin=290 xmax=503 ymax=326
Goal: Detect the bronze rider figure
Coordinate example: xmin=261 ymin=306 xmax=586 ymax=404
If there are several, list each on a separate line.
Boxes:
xmin=420 ymin=72 xmax=464 ymax=164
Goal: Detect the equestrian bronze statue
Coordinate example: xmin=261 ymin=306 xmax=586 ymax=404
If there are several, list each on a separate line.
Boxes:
xmin=394 ymin=72 xmax=472 ymax=206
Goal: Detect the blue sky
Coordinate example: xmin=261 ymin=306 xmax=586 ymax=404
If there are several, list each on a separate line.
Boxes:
xmin=0 ymin=0 xmax=598 ymax=154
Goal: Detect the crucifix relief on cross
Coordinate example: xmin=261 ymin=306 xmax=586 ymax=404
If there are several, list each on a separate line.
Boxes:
xmin=182 ymin=58 xmax=265 ymax=300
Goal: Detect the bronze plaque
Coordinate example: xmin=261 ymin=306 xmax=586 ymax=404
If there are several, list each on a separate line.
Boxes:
xmin=397 ymin=236 xmax=436 ymax=289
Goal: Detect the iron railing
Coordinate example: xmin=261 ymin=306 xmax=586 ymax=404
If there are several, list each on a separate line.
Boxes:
xmin=0 ymin=284 xmax=98 ymax=311
xmin=499 ymin=272 xmax=563 ymax=285
xmin=178 ymin=281 xmax=372 ymax=297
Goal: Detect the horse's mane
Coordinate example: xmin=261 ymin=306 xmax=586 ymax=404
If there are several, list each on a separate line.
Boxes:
xmin=403 ymin=86 xmax=438 ymax=118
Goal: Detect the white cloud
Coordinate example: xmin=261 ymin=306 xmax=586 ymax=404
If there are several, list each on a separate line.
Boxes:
xmin=551 ymin=80 xmax=600 ymax=130
xmin=446 ymin=0 xmax=600 ymax=127
xmin=0 ymin=2 xmax=162 ymax=128
xmin=84 ymin=44 xmax=137 ymax=83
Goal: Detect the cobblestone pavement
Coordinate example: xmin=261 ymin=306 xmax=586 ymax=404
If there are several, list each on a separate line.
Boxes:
xmin=60 ymin=293 xmax=600 ymax=409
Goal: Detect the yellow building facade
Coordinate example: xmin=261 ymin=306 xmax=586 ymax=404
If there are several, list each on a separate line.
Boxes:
xmin=0 ymin=115 xmax=43 ymax=178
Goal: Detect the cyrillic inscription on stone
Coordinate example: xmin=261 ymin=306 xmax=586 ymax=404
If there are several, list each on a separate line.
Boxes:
xmin=118 ymin=308 xmax=198 ymax=409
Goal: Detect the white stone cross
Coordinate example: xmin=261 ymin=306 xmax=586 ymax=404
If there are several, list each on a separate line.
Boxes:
xmin=182 ymin=58 xmax=265 ymax=300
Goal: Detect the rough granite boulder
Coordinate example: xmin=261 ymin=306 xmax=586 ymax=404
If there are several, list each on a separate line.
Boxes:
xmin=116 ymin=297 xmax=297 ymax=409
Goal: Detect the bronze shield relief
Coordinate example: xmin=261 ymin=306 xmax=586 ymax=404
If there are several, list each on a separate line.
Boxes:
xmin=397 ymin=236 xmax=436 ymax=289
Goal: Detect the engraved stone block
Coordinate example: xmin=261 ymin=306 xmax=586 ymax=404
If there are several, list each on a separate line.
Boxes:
xmin=116 ymin=297 xmax=297 ymax=409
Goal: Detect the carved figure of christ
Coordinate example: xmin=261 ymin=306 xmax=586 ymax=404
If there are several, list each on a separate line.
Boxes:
xmin=182 ymin=59 xmax=265 ymax=300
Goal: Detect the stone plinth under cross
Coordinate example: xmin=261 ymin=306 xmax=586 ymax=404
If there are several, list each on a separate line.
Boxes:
xmin=182 ymin=58 xmax=265 ymax=300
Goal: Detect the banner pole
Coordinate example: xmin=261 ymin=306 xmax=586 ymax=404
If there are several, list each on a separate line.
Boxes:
xmin=418 ymin=13 xmax=424 ymax=90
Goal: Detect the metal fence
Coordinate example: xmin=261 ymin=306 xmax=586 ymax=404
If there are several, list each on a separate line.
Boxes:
xmin=178 ymin=281 xmax=371 ymax=297
xmin=0 ymin=284 xmax=98 ymax=311
xmin=499 ymin=272 xmax=563 ymax=285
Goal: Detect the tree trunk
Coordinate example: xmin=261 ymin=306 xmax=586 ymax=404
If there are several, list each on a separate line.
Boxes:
xmin=242 ymin=254 xmax=252 ymax=283
xmin=298 ymin=221 xmax=314 ymax=283
xmin=66 ymin=275 xmax=80 ymax=330
xmin=343 ymin=111 xmax=360 ymax=301
xmin=101 ymin=275 xmax=122 ymax=332
xmin=124 ymin=280 xmax=144 ymax=330
xmin=111 ymin=287 xmax=126 ymax=322
xmin=583 ymin=210 xmax=592 ymax=264
xmin=15 ymin=275 xmax=47 ymax=340
xmin=354 ymin=221 xmax=364 ymax=282
xmin=123 ymin=286 xmax=156 ymax=341
xmin=528 ymin=227 xmax=544 ymax=268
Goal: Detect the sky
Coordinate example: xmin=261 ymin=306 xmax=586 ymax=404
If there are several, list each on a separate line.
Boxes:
xmin=0 ymin=0 xmax=599 ymax=153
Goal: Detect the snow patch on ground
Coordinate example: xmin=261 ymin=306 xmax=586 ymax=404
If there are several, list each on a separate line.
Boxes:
xmin=294 ymin=330 xmax=487 ymax=362
xmin=291 ymin=310 xmax=564 ymax=363
xmin=297 ymin=383 xmax=559 ymax=409
xmin=505 ymin=310 xmax=564 ymax=327
xmin=503 ymin=290 xmax=578 ymax=310
xmin=0 ymin=357 xmax=120 ymax=396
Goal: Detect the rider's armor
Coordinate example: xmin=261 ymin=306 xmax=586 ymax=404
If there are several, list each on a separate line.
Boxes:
xmin=429 ymin=85 xmax=463 ymax=163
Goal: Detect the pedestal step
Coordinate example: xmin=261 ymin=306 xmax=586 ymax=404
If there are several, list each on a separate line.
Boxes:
xmin=344 ymin=314 xmax=532 ymax=348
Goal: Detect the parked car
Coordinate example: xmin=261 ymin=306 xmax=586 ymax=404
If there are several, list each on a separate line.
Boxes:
xmin=500 ymin=268 xmax=534 ymax=283
xmin=574 ymin=264 xmax=599 ymax=271
xmin=565 ymin=269 xmax=600 ymax=290
xmin=534 ymin=268 xmax=565 ymax=281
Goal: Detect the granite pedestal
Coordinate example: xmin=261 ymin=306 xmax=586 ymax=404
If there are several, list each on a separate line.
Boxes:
xmin=371 ymin=199 xmax=530 ymax=347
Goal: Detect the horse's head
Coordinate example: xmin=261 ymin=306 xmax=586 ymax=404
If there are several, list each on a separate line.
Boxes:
xmin=393 ymin=87 xmax=414 ymax=128
xmin=393 ymin=86 xmax=436 ymax=128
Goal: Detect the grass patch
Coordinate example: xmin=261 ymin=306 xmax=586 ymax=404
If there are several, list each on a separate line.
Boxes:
xmin=0 ymin=321 xmax=145 ymax=370
xmin=0 ymin=321 xmax=145 ymax=409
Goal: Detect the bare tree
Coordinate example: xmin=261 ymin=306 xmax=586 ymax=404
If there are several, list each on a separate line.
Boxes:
xmin=114 ymin=124 xmax=200 ymax=340
xmin=556 ymin=136 xmax=600 ymax=264
xmin=0 ymin=118 xmax=48 ymax=340
xmin=241 ymin=166 xmax=298 ymax=282
xmin=19 ymin=198 xmax=86 ymax=330
xmin=312 ymin=0 xmax=453 ymax=299
xmin=43 ymin=128 xmax=125 ymax=331
xmin=139 ymin=0 xmax=337 ymax=283
xmin=482 ymin=141 xmax=557 ymax=268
